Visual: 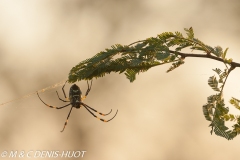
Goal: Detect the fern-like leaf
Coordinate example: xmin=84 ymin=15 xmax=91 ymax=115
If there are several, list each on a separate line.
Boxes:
xmin=203 ymin=103 xmax=213 ymax=121
xmin=212 ymin=68 xmax=222 ymax=75
xmin=208 ymin=76 xmax=220 ymax=92
xmin=166 ymin=59 xmax=184 ymax=73
xmin=124 ymin=69 xmax=137 ymax=82
xmin=184 ymin=27 xmax=194 ymax=39
xmin=229 ymin=97 xmax=240 ymax=110
xmin=211 ymin=119 xmax=231 ymax=140
xmin=213 ymin=46 xmax=223 ymax=57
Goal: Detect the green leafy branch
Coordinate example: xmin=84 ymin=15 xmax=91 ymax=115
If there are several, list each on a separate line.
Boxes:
xmin=68 ymin=27 xmax=240 ymax=140
xmin=203 ymin=66 xmax=240 ymax=140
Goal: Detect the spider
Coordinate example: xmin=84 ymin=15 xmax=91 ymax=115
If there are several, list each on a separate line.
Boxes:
xmin=37 ymin=80 xmax=118 ymax=132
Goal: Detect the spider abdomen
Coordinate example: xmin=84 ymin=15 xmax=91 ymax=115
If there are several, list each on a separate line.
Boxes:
xmin=69 ymin=84 xmax=82 ymax=108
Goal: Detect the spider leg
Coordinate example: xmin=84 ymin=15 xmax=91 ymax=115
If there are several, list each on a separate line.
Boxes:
xmin=37 ymin=92 xmax=71 ymax=109
xmin=82 ymin=80 xmax=93 ymax=100
xmin=56 ymin=91 xmax=70 ymax=102
xmin=60 ymin=106 xmax=74 ymax=132
xmin=61 ymin=80 xmax=69 ymax=101
xmin=56 ymin=80 xmax=70 ymax=102
xmin=82 ymin=102 xmax=112 ymax=116
xmin=81 ymin=103 xmax=118 ymax=122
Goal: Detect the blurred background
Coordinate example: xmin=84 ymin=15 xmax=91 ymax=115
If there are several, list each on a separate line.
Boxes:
xmin=0 ymin=0 xmax=240 ymax=159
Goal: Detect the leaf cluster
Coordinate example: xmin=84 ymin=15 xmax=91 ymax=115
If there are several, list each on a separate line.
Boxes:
xmin=203 ymin=68 xmax=240 ymax=140
xmin=69 ymin=27 xmax=221 ymax=83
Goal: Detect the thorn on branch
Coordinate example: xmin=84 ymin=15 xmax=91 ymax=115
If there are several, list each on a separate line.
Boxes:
xmin=180 ymin=55 xmax=186 ymax=59
xmin=229 ymin=65 xmax=236 ymax=73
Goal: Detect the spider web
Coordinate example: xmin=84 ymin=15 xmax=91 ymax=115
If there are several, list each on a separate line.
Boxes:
xmin=0 ymin=73 xmax=214 ymax=107
xmin=0 ymin=79 xmax=67 ymax=107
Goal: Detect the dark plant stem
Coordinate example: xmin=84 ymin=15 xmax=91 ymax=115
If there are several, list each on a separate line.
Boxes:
xmin=170 ymin=50 xmax=240 ymax=68
xmin=220 ymin=65 xmax=236 ymax=93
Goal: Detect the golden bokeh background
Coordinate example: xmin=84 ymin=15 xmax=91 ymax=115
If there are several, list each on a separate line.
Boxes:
xmin=0 ymin=0 xmax=240 ymax=159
